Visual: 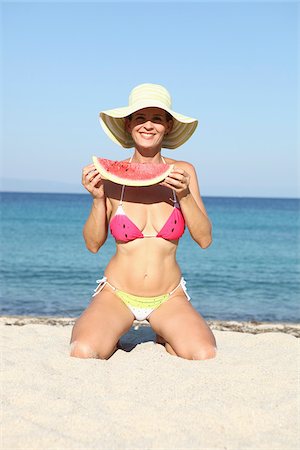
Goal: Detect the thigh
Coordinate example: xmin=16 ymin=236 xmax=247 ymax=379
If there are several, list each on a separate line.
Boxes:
xmin=70 ymin=287 xmax=135 ymax=355
xmin=148 ymin=291 xmax=217 ymax=360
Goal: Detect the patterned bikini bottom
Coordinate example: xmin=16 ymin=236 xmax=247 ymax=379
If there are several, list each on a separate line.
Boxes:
xmin=92 ymin=276 xmax=191 ymax=321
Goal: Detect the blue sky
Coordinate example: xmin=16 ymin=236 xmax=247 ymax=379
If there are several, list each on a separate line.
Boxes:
xmin=2 ymin=1 xmax=299 ymax=197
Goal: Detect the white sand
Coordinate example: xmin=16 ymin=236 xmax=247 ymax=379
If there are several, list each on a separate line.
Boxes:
xmin=1 ymin=320 xmax=299 ymax=450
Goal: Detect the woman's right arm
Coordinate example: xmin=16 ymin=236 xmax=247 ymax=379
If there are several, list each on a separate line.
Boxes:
xmin=81 ymin=164 xmax=111 ymax=253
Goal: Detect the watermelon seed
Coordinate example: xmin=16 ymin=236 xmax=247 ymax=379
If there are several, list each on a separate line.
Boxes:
xmin=171 ymin=228 xmax=174 ymax=232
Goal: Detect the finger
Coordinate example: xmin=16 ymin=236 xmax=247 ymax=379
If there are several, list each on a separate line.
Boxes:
xmin=165 ymin=175 xmax=186 ymax=186
xmin=82 ymin=165 xmax=97 ymax=176
xmin=85 ymin=170 xmax=99 ymax=184
xmin=167 ymin=178 xmax=190 ymax=192
xmin=164 ymin=180 xmax=184 ymax=190
xmin=82 ymin=172 xmax=98 ymax=187
xmin=166 ymin=172 xmax=186 ymax=182
xmin=82 ymin=163 xmax=95 ymax=172
xmin=83 ymin=171 xmax=95 ymax=182
xmin=171 ymin=167 xmax=185 ymax=175
xmin=90 ymin=173 xmax=102 ymax=186
xmin=88 ymin=168 xmax=97 ymax=177
xmin=88 ymin=173 xmax=96 ymax=183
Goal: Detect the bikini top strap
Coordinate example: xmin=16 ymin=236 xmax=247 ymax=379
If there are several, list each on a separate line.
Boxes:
xmin=119 ymin=185 xmax=126 ymax=205
xmin=172 ymin=189 xmax=177 ymax=205
xmin=161 ymin=156 xmax=177 ymax=203
xmin=119 ymin=155 xmax=134 ymax=205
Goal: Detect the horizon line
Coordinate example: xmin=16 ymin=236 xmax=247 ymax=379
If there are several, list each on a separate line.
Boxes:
xmin=1 ymin=190 xmax=299 ymax=201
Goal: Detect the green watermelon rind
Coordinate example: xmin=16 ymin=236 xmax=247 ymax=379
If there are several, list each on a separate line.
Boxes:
xmin=92 ymin=156 xmax=174 ymax=187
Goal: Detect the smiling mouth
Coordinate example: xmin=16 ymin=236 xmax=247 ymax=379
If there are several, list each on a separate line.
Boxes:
xmin=140 ymin=132 xmax=154 ymax=139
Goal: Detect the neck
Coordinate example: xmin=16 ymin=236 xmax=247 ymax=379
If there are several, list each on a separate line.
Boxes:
xmin=131 ymin=150 xmax=163 ymax=164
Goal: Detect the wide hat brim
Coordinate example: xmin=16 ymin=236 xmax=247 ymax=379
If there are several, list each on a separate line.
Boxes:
xmin=99 ymin=99 xmax=198 ymax=149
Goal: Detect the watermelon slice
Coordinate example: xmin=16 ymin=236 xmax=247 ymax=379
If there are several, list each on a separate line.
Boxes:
xmin=92 ymin=157 xmax=173 ymax=187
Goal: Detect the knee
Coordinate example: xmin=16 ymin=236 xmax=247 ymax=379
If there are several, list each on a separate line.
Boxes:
xmin=191 ymin=345 xmax=217 ymax=361
xmin=70 ymin=340 xmax=116 ymax=360
xmin=178 ymin=344 xmax=217 ymax=361
xmin=70 ymin=341 xmax=99 ymax=359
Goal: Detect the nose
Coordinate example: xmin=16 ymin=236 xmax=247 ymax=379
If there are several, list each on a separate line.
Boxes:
xmin=143 ymin=120 xmax=154 ymax=130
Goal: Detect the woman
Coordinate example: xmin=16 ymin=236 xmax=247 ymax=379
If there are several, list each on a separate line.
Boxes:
xmin=70 ymin=83 xmax=217 ymax=360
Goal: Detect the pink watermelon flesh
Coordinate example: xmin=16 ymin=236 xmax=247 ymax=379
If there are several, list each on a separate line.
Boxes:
xmin=92 ymin=157 xmax=173 ymax=187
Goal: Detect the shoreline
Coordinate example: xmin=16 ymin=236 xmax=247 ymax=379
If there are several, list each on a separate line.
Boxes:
xmin=1 ymin=314 xmax=299 ymax=337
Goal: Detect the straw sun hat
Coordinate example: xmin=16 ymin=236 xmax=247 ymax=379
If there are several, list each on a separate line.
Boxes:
xmin=99 ymin=83 xmax=198 ymax=149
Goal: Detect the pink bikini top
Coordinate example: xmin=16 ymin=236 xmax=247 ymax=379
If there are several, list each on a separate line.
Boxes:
xmin=109 ymin=158 xmax=185 ymax=243
xmin=110 ymin=188 xmax=185 ymax=243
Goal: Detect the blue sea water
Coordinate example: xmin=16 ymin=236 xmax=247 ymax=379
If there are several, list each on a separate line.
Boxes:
xmin=1 ymin=192 xmax=299 ymax=322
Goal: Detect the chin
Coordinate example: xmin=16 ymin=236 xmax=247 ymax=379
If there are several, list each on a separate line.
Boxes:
xmin=136 ymin=140 xmax=162 ymax=150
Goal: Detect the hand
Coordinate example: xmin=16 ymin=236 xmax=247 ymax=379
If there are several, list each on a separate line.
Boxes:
xmin=160 ymin=167 xmax=190 ymax=199
xmin=82 ymin=164 xmax=105 ymax=199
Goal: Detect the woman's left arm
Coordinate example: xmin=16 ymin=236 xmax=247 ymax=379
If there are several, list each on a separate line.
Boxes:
xmin=162 ymin=162 xmax=212 ymax=248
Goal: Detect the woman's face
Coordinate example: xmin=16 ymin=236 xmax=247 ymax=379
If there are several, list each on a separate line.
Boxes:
xmin=125 ymin=107 xmax=173 ymax=150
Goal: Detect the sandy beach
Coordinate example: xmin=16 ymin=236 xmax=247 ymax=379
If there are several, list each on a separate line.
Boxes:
xmin=1 ymin=316 xmax=299 ymax=450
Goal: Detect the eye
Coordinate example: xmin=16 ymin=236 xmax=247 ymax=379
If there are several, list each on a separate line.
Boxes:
xmin=152 ymin=116 xmax=163 ymax=122
xmin=133 ymin=115 xmax=145 ymax=123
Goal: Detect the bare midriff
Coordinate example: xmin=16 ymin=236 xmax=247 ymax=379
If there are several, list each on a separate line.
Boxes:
xmin=104 ymin=182 xmax=183 ymax=296
xmin=105 ymin=238 xmax=182 ymax=296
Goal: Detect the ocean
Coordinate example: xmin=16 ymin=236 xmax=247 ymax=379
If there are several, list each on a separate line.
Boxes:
xmin=1 ymin=192 xmax=299 ymax=323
